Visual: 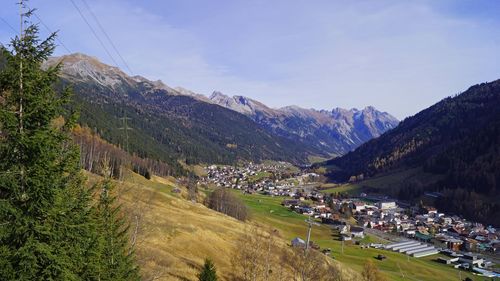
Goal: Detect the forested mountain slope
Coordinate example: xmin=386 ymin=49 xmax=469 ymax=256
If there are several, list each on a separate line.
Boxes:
xmin=322 ymin=79 xmax=500 ymax=225
xmin=43 ymin=54 xmax=320 ymax=174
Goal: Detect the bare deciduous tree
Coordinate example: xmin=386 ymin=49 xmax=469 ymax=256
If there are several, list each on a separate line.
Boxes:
xmin=234 ymin=226 xmax=348 ymax=281
xmin=73 ymin=125 xmax=173 ymax=179
xmin=234 ymin=227 xmax=276 ymax=281
xmin=206 ymin=188 xmax=249 ymax=221
xmin=361 ymin=259 xmax=386 ymax=281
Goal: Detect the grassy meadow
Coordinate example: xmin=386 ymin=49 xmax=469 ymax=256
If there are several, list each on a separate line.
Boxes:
xmin=319 ymin=167 xmax=444 ymax=196
xmin=86 ymin=171 xmax=250 ymax=280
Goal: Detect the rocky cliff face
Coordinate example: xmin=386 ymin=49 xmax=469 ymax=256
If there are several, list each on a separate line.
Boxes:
xmin=209 ymin=92 xmax=399 ymax=156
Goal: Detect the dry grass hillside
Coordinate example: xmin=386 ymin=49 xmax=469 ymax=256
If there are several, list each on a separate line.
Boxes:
xmin=88 ymin=170 xmax=246 ymax=280
xmin=85 ymin=171 xmax=356 ymax=281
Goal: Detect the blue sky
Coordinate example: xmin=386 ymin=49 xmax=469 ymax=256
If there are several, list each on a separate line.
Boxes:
xmin=1 ymin=0 xmax=500 ymax=119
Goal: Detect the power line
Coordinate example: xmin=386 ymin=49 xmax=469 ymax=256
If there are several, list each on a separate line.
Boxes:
xmin=80 ymin=0 xmax=132 ymax=74
xmin=68 ymin=0 xmax=120 ymax=68
xmin=31 ymin=11 xmax=72 ymax=54
xmin=0 ymin=16 xmax=18 ymax=35
xmin=75 ymin=0 xmax=136 ymax=154
xmin=69 ymin=0 xmax=135 ymax=155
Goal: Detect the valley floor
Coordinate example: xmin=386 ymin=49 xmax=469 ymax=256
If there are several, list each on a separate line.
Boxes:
xmin=232 ymin=191 xmax=489 ymax=281
xmin=87 ymin=170 xmax=489 ymax=280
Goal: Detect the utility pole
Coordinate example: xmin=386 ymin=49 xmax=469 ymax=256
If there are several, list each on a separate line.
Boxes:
xmin=18 ymin=0 xmax=25 ymax=194
xmin=118 ymin=112 xmax=132 ymax=153
xmin=304 ymin=216 xmax=320 ymax=251
xmin=301 ymin=217 xmax=320 ymax=281
xmin=19 ymin=0 xmax=23 ymax=133
xmin=397 ymin=262 xmax=405 ymax=279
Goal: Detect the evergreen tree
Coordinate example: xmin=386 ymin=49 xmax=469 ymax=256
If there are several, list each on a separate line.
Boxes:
xmin=0 ymin=10 xmax=100 ymax=280
xmin=198 ymin=258 xmax=218 ymax=281
xmin=94 ymin=165 xmax=140 ymax=281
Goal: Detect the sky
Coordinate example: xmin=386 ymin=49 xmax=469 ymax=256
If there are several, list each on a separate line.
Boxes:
xmin=1 ymin=0 xmax=500 ymax=119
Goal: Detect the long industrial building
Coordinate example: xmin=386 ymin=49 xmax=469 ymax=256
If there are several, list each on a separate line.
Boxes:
xmin=384 ymin=241 xmax=417 ymax=250
xmin=385 ymin=241 xmax=439 ymax=258
xmin=412 ymin=248 xmax=439 ymax=258
xmin=398 ymin=244 xmax=428 ymax=253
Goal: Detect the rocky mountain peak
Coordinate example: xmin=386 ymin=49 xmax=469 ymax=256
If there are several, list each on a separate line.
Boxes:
xmin=44 ymin=53 xmax=135 ymax=91
xmin=209 ymin=92 xmax=274 ymax=116
xmin=174 ymin=87 xmax=212 ymax=103
xmin=45 ymin=53 xmax=181 ymax=96
xmin=210 ymin=94 xmax=399 ymax=155
xmin=209 ymin=91 xmax=230 ymax=101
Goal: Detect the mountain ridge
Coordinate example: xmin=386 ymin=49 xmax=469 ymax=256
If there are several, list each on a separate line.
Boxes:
xmin=44 ymin=53 xmax=398 ymax=161
xmin=208 ymin=91 xmax=399 ymax=156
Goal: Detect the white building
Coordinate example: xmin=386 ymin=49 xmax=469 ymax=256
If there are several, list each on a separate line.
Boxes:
xmin=378 ymin=200 xmax=397 ymax=210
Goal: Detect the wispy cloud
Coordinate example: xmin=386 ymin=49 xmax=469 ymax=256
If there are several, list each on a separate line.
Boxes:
xmin=1 ymin=0 xmax=499 ymax=118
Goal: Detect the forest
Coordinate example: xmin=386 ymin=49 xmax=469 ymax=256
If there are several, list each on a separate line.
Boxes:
xmin=322 ymin=80 xmax=500 ymax=225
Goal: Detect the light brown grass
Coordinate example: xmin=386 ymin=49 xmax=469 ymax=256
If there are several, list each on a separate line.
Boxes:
xmin=85 ymin=171 xmax=357 ymax=281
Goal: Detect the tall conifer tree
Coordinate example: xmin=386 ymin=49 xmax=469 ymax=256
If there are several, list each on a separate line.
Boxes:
xmin=0 ymin=8 xmax=99 ymax=280
xmin=94 ymin=163 xmax=140 ymax=281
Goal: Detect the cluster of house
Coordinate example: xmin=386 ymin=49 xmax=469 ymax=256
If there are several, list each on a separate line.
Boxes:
xmin=202 ymin=163 xmax=499 ymax=274
xmin=282 ymin=194 xmax=500 ymax=257
xmin=281 ymin=192 xmax=331 ymax=217
xmin=283 ymin=193 xmax=499 ymax=276
xmin=350 ymin=200 xmax=500 ymax=255
xmin=202 ymin=163 xmax=320 ymax=195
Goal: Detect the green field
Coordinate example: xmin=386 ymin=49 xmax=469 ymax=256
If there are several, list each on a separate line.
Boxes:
xmin=320 ymin=168 xmax=444 ymax=196
xmin=235 ymin=191 xmax=488 ymax=281
xmin=320 ymin=183 xmax=361 ymax=195
xmin=248 ymin=171 xmax=272 ymax=182
xmin=307 ymin=155 xmax=330 ymax=164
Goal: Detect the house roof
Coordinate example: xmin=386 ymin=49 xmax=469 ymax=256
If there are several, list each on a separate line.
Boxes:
xmin=415 ymin=232 xmax=433 ymax=241
xmin=351 ymin=226 xmax=364 ymax=233
xmin=291 ymin=237 xmax=305 ymax=244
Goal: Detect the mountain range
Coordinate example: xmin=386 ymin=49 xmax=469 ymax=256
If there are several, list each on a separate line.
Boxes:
xmin=209 ymin=92 xmax=398 ymax=156
xmin=42 ymin=53 xmax=397 ymax=171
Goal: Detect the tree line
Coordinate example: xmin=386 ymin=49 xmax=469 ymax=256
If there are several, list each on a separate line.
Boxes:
xmin=73 ymin=124 xmax=174 ymax=179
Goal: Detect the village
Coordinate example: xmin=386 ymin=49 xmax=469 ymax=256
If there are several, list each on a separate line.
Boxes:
xmin=202 ymin=162 xmax=500 ymax=278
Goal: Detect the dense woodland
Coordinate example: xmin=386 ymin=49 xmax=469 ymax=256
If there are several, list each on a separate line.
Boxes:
xmin=322 ymin=80 xmax=500 ymax=225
